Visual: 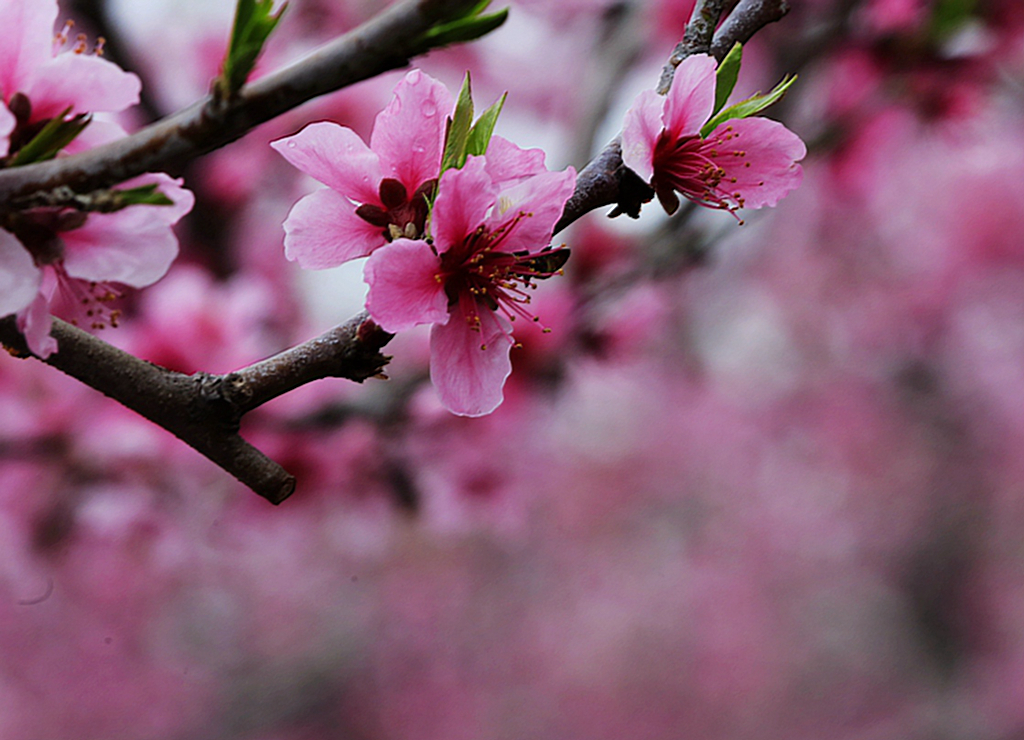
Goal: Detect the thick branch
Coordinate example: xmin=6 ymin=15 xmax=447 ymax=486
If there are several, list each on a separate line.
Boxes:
xmin=554 ymin=0 xmax=790 ymax=234
xmin=0 ymin=0 xmax=480 ymax=205
xmin=0 ymin=313 xmax=392 ymax=504
xmin=711 ymin=0 xmax=790 ymax=59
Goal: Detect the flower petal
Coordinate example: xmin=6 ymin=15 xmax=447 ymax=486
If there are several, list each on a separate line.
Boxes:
xmin=364 ymin=239 xmax=448 ymax=333
xmin=487 ymin=167 xmax=577 ymax=254
xmin=62 ymin=176 xmax=193 ymax=287
xmin=484 ymin=136 xmax=548 ymax=186
xmin=709 ymin=117 xmax=806 ymax=209
xmin=0 ymin=228 xmax=40 ymax=317
xmin=432 ymin=156 xmax=497 ymax=252
xmin=17 ymin=293 xmax=56 ymax=359
xmin=621 ymin=88 xmax=664 ymax=182
xmin=370 ymin=69 xmax=452 ymax=194
xmin=0 ymin=104 xmax=14 ymax=157
xmin=272 ymin=122 xmax=382 ymax=204
xmin=27 ymin=54 xmax=141 ymax=119
xmin=663 ymin=54 xmax=717 ymax=139
xmin=0 ymin=0 xmax=55 ymax=100
xmin=283 ymin=188 xmax=383 ymax=268
xmin=430 ymin=308 xmax=512 ymax=417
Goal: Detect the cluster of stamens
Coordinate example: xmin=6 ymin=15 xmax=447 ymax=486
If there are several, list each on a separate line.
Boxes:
xmin=652 ymin=125 xmax=755 ymax=223
xmin=51 ymin=264 xmax=122 ymax=331
xmin=54 ymin=20 xmax=105 ymax=57
xmin=435 ymin=212 xmax=564 ymax=350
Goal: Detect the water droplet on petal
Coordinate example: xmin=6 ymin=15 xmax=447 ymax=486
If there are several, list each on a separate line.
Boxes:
xmin=422 ymin=99 xmax=437 ymax=117
xmin=286 ymin=140 xmax=296 ymax=148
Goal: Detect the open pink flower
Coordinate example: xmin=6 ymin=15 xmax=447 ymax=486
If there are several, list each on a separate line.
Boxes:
xmin=364 ymin=156 xmax=575 ymax=416
xmin=0 ymin=0 xmax=141 ymax=157
xmin=271 ymin=70 xmax=547 ymax=270
xmin=622 ymin=54 xmax=805 ymax=217
xmin=7 ymin=171 xmax=194 ymax=357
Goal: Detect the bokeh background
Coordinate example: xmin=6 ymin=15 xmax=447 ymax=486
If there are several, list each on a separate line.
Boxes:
xmin=4 ymin=0 xmax=1024 ymax=737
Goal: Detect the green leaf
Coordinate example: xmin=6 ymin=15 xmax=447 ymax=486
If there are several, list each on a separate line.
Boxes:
xmin=700 ymin=74 xmax=796 ymax=137
xmin=218 ymin=0 xmax=287 ymax=97
xmin=712 ymin=42 xmax=743 ymax=118
xmin=440 ymin=73 xmax=475 ymax=173
xmin=466 ymin=92 xmax=506 ymax=158
xmin=929 ymin=0 xmax=977 ymax=42
xmin=113 ymin=184 xmax=175 ymax=208
xmin=9 ymin=108 xmax=91 ymax=166
xmin=416 ymin=0 xmax=508 ymax=53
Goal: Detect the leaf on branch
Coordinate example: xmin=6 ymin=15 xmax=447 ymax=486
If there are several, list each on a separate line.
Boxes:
xmin=216 ymin=0 xmax=288 ymax=99
xmin=417 ymin=0 xmax=508 ymax=51
xmin=440 ymin=73 xmax=507 ymax=175
xmin=8 ymin=108 xmax=91 ymax=167
xmin=700 ymin=73 xmax=797 ymax=137
xmin=712 ymin=42 xmax=742 ymax=118
xmin=112 ymin=184 xmax=176 ymax=208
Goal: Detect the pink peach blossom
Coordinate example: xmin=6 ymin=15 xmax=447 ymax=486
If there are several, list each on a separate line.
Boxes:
xmin=622 ymin=54 xmax=805 ymax=217
xmin=364 ymin=156 xmax=575 ymax=416
xmin=271 ymin=70 xmax=547 ymax=270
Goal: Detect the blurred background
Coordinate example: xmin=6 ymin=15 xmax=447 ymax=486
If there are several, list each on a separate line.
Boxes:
xmin=3 ymin=0 xmax=1024 ymax=737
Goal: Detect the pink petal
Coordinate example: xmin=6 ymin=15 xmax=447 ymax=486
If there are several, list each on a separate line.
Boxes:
xmin=17 ymin=293 xmax=56 ymax=359
xmin=364 ymin=239 xmax=449 ymax=333
xmin=283 ymin=188 xmax=383 ymax=268
xmin=432 ymin=157 xmax=497 ymax=252
xmin=62 ymin=175 xmax=194 ymax=287
xmin=708 ymin=117 xmax=806 ymax=209
xmin=0 ymin=229 xmax=40 ymax=317
xmin=370 ymin=69 xmax=452 ymax=193
xmin=0 ymin=104 xmax=14 ymax=157
xmin=271 ymin=122 xmax=382 ymax=205
xmin=621 ymin=88 xmax=665 ymax=182
xmin=487 ymin=167 xmax=577 ymax=254
xmin=430 ymin=308 xmax=512 ymax=417
xmin=0 ymin=0 xmax=55 ymax=100
xmin=484 ymin=136 xmax=548 ymax=186
xmin=27 ymin=54 xmax=141 ymax=119
xmin=663 ymin=54 xmax=717 ymax=139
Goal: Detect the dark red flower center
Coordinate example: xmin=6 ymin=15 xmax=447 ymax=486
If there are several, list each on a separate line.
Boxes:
xmin=355 ymin=177 xmax=437 ymax=242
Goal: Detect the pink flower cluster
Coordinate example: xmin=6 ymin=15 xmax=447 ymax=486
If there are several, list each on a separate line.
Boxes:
xmin=0 ymin=0 xmax=192 ymax=357
xmin=274 ymin=70 xmax=575 ymax=416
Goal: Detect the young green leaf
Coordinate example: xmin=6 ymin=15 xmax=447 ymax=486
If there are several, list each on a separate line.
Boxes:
xmin=440 ymin=73 xmax=475 ymax=173
xmin=700 ymin=74 xmax=797 ymax=138
xmin=416 ymin=1 xmax=508 ymax=53
xmin=9 ymin=109 xmax=91 ymax=167
xmin=112 ymin=184 xmax=176 ymax=208
xmin=712 ymin=42 xmax=743 ymax=118
xmin=217 ymin=0 xmax=287 ymax=98
xmin=466 ymin=92 xmax=506 ymax=158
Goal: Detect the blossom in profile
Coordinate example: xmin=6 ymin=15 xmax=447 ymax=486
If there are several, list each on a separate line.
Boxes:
xmin=272 ymin=70 xmax=547 ymax=270
xmin=622 ymin=53 xmax=805 ymax=218
xmin=364 ymin=156 xmax=575 ymax=417
xmin=1 ymin=171 xmax=193 ymax=358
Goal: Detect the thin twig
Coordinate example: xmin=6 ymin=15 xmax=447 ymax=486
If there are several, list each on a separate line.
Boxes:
xmin=0 ymin=0 xmax=481 ymax=206
xmin=657 ymin=0 xmax=729 ymax=94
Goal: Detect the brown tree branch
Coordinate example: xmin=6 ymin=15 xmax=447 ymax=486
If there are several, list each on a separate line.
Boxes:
xmin=657 ymin=0 xmax=730 ymax=94
xmin=0 ymin=313 xmax=392 ymax=505
xmin=0 ymin=0 xmax=482 ymax=206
